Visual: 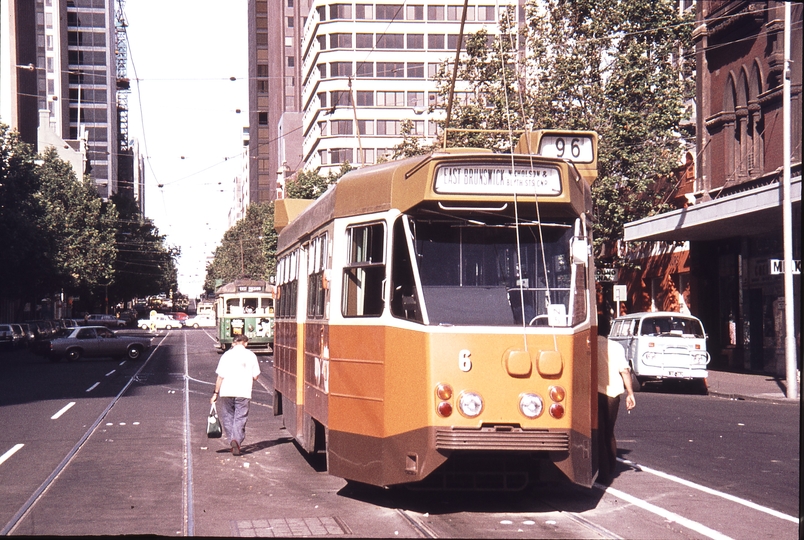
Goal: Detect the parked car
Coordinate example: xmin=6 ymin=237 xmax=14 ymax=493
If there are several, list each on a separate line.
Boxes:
xmin=138 ymin=313 xmax=184 ymax=330
xmin=184 ymin=315 xmax=216 ymax=329
xmin=10 ymin=324 xmax=28 ymax=348
xmin=0 ymin=324 xmax=16 ymax=349
xmin=84 ymin=313 xmax=127 ymax=328
xmin=168 ymin=312 xmax=189 ymax=322
xmin=117 ymin=310 xmax=139 ymax=327
xmin=608 ymin=311 xmax=710 ymax=393
xmin=18 ymin=323 xmax=35 ymax=347
xmin=45 ymin=325 xmax=153 ymax=362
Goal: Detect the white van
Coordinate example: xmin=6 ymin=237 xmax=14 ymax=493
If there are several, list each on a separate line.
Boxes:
xmin=609 ymin=312 xmax=710 ymax=393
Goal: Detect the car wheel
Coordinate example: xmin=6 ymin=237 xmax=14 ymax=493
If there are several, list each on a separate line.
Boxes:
xmin=166 ymin=325 xmax=172 ymax=330
xmin=126 ymin=345 xmax=143 ymax=360
xmin=66 ymin=348 xmax=82 ymax=362
xmin=140 ymin=324 xmax=148 ymax=330
xmin=193 ymin=323 xmax=200 ymax=329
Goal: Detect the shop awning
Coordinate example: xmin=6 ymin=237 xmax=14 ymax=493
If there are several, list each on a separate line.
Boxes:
xmin=624 ymin=175 xmax=801 ymax=242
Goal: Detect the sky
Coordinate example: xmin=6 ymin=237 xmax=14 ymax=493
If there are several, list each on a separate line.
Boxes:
xmin=124 ymin=1 xmax=249 ymax=299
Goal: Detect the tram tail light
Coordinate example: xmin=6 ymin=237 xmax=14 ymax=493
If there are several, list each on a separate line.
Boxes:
xmin=549 ymin=403 xmax=565 ymax=419
xmin=435 ymin=383 xmax=453 ymax=417
xmin=437 ymin=401 xmax=453 ymax=417
xmin=436 ymin=383 xmax=453 ymax=401
xmin=548 ymin=385 xmax=566 ymax=402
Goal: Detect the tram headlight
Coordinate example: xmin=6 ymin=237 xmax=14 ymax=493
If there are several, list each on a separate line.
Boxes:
xmin=458 ymin=392 xmax=484 ymax=418
xmin=548 ymin=385 xmax=566 ymax=403
xmin=519 ymin=393 xmax=544 ymax=419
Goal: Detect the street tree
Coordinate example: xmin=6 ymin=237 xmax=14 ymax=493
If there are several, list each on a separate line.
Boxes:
xmin=109 ymin=192 xmax=179 ymax=303
xmin=36 ymin=147 xmax=118 ymax=294
xmin=0 ymin=125 xmax=50 ymax=307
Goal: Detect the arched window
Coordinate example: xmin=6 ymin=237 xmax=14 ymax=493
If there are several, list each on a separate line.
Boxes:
xmin=736 ymin=68 xmax=749 ymax=179
xmin=748 ymin=62 xmax=764 ymax=174
xmin=724 ymin=75 xmax=737 ymax=181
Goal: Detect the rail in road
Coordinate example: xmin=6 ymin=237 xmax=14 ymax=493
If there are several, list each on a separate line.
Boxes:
xmin=0 ymin=329 xmax=798 ymax=538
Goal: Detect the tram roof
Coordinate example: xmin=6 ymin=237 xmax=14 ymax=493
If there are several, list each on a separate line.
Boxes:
xmin=276 ymin=147 xmax=592 ymax=251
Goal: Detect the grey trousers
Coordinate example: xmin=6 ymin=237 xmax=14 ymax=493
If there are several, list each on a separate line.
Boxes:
xmin=218 ymin=396 xmax=250 ymax=445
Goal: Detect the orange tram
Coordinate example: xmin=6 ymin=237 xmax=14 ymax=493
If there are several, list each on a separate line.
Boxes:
xmin=273 ymin=130 xmax=601 ymax=489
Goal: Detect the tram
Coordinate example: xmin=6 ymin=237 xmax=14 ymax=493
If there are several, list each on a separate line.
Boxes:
xmin=214 ymin=279 xmax=275 ymax=351
xmin=273 ymin=130 xmax=600 ymax=488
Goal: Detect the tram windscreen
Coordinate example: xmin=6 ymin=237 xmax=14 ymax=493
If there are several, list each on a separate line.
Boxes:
xmin=405 ymin=218 xmax=585 ymax=326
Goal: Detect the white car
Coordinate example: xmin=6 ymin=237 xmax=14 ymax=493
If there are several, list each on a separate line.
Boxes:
xmin=138 ymin=314 xmax=184 ymax=330
xmin=185 ymin=315 xmax=216 ymax=329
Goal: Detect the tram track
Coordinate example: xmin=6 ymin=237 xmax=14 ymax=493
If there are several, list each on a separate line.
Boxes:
xmin=0 ymin=332 xmax=174 ymax=536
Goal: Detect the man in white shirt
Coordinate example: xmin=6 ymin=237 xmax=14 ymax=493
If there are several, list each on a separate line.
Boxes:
xmin=211 ymin=334 xmax=261 ymax=456
xmin=597 ymin=332 xmax=636 ymax=484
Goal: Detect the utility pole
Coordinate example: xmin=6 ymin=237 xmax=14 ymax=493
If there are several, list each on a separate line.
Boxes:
xmin=782 ymin=2 xmax=798 ymax=399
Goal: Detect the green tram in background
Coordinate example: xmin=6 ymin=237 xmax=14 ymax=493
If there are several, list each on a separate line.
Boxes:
xmin=214 ymin=279 xmax=275 ymax=352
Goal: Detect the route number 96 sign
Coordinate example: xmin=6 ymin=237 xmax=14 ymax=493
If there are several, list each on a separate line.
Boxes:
xmin=538 ymin=135 xmax=595 ymax=163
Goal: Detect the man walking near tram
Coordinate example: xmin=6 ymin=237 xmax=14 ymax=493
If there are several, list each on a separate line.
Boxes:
xmin=210 ymin=334 xmax=260 ymax=455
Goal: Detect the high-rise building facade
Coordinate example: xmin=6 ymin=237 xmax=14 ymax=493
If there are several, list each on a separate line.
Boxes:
xmin=0 ymin=0 xmax=125 ymax=199
xmin=247 ymin=0 xmax=522 ymax=202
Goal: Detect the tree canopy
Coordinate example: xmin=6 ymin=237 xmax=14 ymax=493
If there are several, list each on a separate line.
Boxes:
xmin=0 ymin=123 xmax=179 ymax=317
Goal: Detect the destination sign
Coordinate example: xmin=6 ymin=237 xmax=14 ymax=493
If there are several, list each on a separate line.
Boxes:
xmin=434 ymin=165 xmax=562 ymax=196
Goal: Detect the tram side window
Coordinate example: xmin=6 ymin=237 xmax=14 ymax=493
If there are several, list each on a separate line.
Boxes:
xmin=342 ymin=223 xmax=385 ymax=317
xmin=307 ymin=233 xmax=328 ymax=319
xmin=277 ymin=251 xmax=299 ymax=319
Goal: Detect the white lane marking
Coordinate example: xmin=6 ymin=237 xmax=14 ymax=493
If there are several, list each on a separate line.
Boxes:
xmin=105 ymin=370 xmax=116 ymax=377
xmin=0 ymin=444 xmax=24 ymax=466
xmin=51 ymin=402 xmax=76 ymax=419
xmin=86 ymin=382 xmax=100 ymax=392
xmin=598 ymin=484 xmax=734 ymax=540
xmin=620 ymin=458 xmax=798 ymax=523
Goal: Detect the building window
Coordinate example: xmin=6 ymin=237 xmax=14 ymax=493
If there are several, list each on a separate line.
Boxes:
xmin=331 ymin=3 xmax=352 ymax=19
xmin=406 ymin=5 xmax=424 ymax=20
xmin=376 ymin=33 xmax=404 ymax=49
xmin=287 ymin=16 xmax=294 ymax=28
xmin=356 ymin=33 xmax=373 ymax=48
xmin=407 ymin=34 xmax=424 ymax=49
xmin=318 ymin=64 xmax=327 ymax=78
xmin=331 ymin=90 xmax=351 ymax=106
xmin=478 ymin=6 xmax=496 ymax=21
xmin=377 ymin=91 xmax=404 ymax=106
xmin=448 ymin=5 xmax=474 ymax=20
xmin=356 ymin=4 xmax=373 ymax=19
xmin=318 ymin=92 xmax=328 ymax=107
xmin=428 ymin=34 xmax=445 ymax=49
xmin=407 ymin=63 xmax=424 ymax=78
xmin=331 ymin=120 xmax=353 ymax=135
xmin=428 ymin=63 xmax=441 ymax=79
xmin=356 ymin=90 xmax=374 ymax=106
xmin=376 ymin=62 xmax=404 ymax=77
xmin=377 ymin=120 xmax=402 ymax=135
xmin=447 ymin=34 xmax=466 ymax=51
xmin=258 ymin=112 xmax=268 ymax=125
xmin=356 ymin=62 xmax=373 ymax=77
xmin=358 ymin=119 xmax=374 ymax=135
xmin=427 ymin=5 xmax=444 ymax=20
xmin=317 ymin=35 xmax=327 ymax=50
xmin=256 ymin=32 xmax=268 ymax=46
xmin=376 ymin=4 xmax=403 ymax=20
xmin=331 ymin=148 xmax=354 ymax=164
xmin=331 ymin=33 xmax=352 ymax=48
xmin=287 ymin=56 xmax=295 ymax=68
xmin=330 ymin=62 xmax=352 ymax=77
xmin=407 ymin=91 xmax=424 ymax=107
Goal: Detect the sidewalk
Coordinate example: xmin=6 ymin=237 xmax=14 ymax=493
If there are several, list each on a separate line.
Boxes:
xmin=706 ymin=369 xmax=801 ymax=403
